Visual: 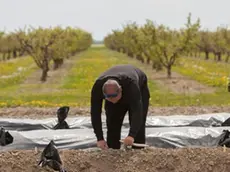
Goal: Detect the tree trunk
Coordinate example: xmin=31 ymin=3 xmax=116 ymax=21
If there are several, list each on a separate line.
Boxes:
xmin=217 ymin=52 xmax=221 ymax=61
xmin=40 ymin=58 xmax=49 ymax=82
xmin=136 ymin=55 xmax=144 ymax=63
xmin=167 ymin=65 xmax=172 ymax=78
xmin=19 ymin=49 xmax=25 ymax=56
xmin=41 ymin=69 xmax=48 ymax=82
xmin=7 ymin=51 xmax=11 ymax=60
xmin=205 ymin=51 xmax=209 ymax=60
xmin=152 ymin=61 xmax=163 ymax=71
xmin=127 ymin=52 xmax=133 ymax=57
xmin=147 ymin=57 xmax=150 ymax=64
xmin=122 ymin=48 xmax=126 ymax=54
xmin=53 ymin=59 xmax=64 ymax=70
xmin=13 ymin=50 xmax=17 ymax=58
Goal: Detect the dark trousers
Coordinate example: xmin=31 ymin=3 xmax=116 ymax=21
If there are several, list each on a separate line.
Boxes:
xmin=104 ymin=85 xmax=149 ymax=149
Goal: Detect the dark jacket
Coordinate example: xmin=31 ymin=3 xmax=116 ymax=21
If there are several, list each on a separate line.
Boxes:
xmin=90 ymin=64 xmax=150 ymax=141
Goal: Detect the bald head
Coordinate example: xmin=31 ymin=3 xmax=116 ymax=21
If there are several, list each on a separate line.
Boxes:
xmin=102 ymin=79 xmax=122 ymax=103
xmin=102 ymin=79 xmax=121 ymax=94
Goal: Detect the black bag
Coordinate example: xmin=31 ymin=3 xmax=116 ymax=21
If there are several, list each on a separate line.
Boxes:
xmin=218 ymin=130 xmax=230 ymax=147
xmin=0 ymin=127 xmax=14 ymax=146
xmin=53 ymin=106 xmax=70 ymax=129
xmin=221 ymin=117 xmax=230 ymax=126
xmin=38 ymin=140 xmax=67 ymax=172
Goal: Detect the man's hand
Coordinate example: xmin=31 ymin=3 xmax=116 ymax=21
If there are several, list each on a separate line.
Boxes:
xmin=123 ymin=136 xmax=134 ymax=146
xmin=97 ymin=140 xmax=108 ymax=150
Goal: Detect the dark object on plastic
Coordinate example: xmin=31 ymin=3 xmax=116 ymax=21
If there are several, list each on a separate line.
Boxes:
xmin=0 ymin=127 xmax=14 ymax=146
xmin=218 ymin=130 xmax=230 ymax=147
xmin=38 ymin=140 xmax=67 ymax=172
xmin=53 ymin=121 xmax=69 ymax=130
xmin=221 ymin=117 xmax=230 ymax=126
xmin=53 ymin=106 xmax=70 ymax=129
xmin=57 ymin=106 xmax=69 ymax=123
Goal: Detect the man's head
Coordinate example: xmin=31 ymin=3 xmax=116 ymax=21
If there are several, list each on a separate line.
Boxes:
xmin=102 ymin=79 xmax=122 ymax=104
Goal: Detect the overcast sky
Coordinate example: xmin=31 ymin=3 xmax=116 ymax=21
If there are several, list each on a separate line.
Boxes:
xmin=0 ymin=0 xmax=230 ymax=40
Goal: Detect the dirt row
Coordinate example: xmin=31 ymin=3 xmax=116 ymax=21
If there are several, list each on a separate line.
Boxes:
xmin=1 ymin=147 xmax=230 ymax=172
xmin=145 ymin=68 xmax=216 ymax=95
xmin=0 ymin=105 xmax=230 ymax=118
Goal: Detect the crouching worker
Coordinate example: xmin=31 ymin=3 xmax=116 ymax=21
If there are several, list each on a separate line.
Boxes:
xmin=90 ymin=64 xmax=150 ymax=149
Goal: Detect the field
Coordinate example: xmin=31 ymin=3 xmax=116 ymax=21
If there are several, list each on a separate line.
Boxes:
xmin=1 ymin=45 xmax=230 ymax=172
xmin=1 ymin=46 xmax=230 ymax=109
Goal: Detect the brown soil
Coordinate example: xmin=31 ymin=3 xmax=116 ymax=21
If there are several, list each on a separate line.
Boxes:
xmin=150 ymin=70 xmax=216 ymax=94
xmin=1 ymin=147 xmax=230 ymax=172
xmin=139 ymin=61 xmax=216 ymax=95
xmin=0 ymin=106 xmax=230 ymax=119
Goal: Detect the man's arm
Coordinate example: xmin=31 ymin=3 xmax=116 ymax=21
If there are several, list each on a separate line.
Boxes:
xmin=128 ymin=81 xmax=143 ymax=138
xmin=90 ymin=80 xmax=104 ymax=141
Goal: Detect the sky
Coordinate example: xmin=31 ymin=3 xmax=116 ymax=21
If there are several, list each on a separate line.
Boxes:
xmin=0 ymin=0 xmax=230 ymax=40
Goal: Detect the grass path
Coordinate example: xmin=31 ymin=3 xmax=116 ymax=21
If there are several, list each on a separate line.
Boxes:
xmin=16 ymin=56 xmax=79 ymax=94
xmin=173 ymin=57 xmax=230 ymax=88
xmin=0 ymin=56 xmax=37 ymax=90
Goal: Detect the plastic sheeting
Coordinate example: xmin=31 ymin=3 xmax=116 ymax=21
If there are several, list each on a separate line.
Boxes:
xmin=1 ymin=112 xmax=230 ymax=131
xmin=1 ymin=113 xmax=230 ymax=151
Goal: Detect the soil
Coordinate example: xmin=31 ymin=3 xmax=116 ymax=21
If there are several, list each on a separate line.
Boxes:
xmin=149 ymin=70 xmax=216 ymax=94
xmin=140 ymin=61 xmax=216 ymax=95
xmin=1 ymin=147 xmax=230 ymax=172
xmin=0 ymin=106 xmax=230 ymax=118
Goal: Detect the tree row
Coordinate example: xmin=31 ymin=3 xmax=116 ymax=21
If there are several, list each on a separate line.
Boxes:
xmin=104 ymin=13 xmax=230 ymax=78
xmin=0 ymin=26 xmax=92 ymax=81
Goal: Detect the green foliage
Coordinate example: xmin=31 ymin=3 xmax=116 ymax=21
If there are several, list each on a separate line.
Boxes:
xmin=15 ymin=26 xmax=92 ymax=81
xmin=0 ymin=25 xmax=92 ymax=81
xmin=104 ymin=13 xmax=200 ymax=78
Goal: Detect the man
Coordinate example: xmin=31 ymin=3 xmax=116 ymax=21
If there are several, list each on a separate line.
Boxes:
xmin=90 ymin=64 xmax=150 ymax=149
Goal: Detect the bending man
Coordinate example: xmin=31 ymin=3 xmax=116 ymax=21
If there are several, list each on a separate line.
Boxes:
xmin=90 ymin=64 xmax=150 ymax=149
